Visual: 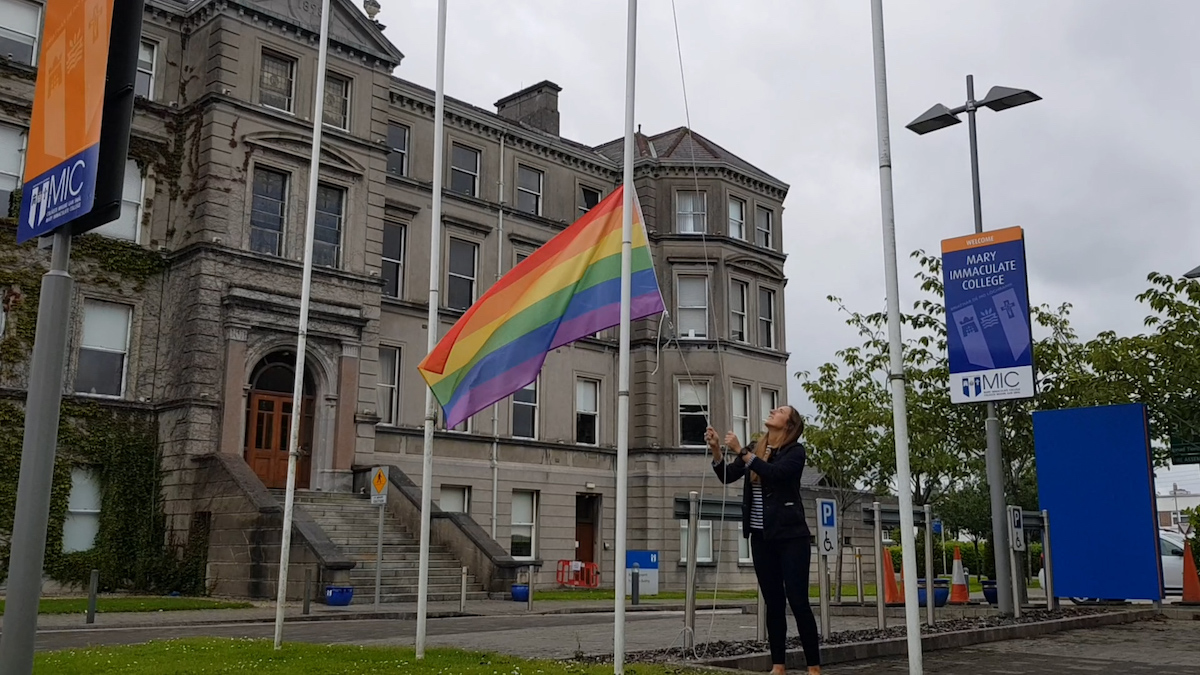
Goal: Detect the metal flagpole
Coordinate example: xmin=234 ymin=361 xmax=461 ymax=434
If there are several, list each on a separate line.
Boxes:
xmin=868 ymin=0 xmax=923 ymax=672
xmin=273 ymin=0 xmax=333 ymax=650
xmin=416 ymin=0 xmax=449 ymax=659
xmin=613 ymin=1 xmax=637 ymax=672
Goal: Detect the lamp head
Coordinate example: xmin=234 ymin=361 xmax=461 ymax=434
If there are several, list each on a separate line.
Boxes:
xmin=906 ymin=103 xmax=962 ymax=135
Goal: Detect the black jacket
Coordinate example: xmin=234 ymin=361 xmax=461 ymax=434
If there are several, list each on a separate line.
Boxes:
xmin=712 ymin=440 xmax=811 ymax=541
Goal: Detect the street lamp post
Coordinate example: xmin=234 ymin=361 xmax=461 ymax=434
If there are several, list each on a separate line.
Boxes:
xmin=907 ymin=74 xmax=1041 ymax=616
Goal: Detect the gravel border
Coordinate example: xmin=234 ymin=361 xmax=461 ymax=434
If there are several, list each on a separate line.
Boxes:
xmin=579 ymin=606 xmax=1140 ymax=665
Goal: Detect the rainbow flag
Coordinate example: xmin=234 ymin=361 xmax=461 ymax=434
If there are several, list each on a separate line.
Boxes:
xmin=418 ymin=186 xmax=664 ymax=428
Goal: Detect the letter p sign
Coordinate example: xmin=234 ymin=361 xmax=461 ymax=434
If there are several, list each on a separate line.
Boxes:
xmin=821 ymin=501 xmax=835 ymax=528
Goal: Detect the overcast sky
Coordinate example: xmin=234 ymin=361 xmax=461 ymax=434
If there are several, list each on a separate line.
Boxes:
xmin=381 ymin=0 xmax=1200 ymax=493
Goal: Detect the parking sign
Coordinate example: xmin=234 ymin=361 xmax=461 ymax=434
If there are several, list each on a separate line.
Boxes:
xmin=816 ymin=498 xmax=837 ymax=558
xmin=1007 ymin=505 xmax=1026 ymax=552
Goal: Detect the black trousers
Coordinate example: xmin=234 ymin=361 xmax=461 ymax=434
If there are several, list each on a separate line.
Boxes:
xmin=750 ymin=532 xmax=821 ymax=667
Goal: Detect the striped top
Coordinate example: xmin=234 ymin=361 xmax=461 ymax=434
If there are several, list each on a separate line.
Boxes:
xmin=418 ymin=186 xmax=665 ymax=429
xmin=749 ymin=482 xmax=764 ymax=531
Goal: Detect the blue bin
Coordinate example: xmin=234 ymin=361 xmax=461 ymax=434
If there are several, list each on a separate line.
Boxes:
xmin=981 ymin=580 xmax=998 ymax=606
xmin=325 ymin=585 xmax=354 ymax=606
xmin=511 ymin=583 xmax=530 ymax=602
xmin=916 ymin=579 xmax=950 ymax=607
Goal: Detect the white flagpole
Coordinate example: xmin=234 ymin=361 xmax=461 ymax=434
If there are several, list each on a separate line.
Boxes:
xmin=868 ymin=0 xmax=923 ymax=672
xmin=416 ymin=0 xmax=449 ymax=659
xmin=273 ymin=0 xmax=333 ymax=650
xmin=614 ymin=0 xmax=637 ymax=673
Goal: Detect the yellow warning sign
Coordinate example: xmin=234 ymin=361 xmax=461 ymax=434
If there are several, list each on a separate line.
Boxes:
xmin=370 ymin=466 xmax=388 ymax=505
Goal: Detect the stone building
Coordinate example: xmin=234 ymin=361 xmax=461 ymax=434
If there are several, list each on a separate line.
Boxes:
xmin=0 ymin=0 xmax=877 ymax=600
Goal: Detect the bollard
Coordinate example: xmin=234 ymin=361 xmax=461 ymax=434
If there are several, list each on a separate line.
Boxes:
xmin=817 ymin=548 xmax=831 ymax=638
xmin=375 ymin=503 xmax=385 ymax=610
xmin=684 ymin=491 xmax=699 ymax=649
xmin=873 ymin=501 xmax=885 ymax=630
xmin=854 ymin=546 xmax=864 ymax=605
xmin=924 ymin=503 xmax=935 ymax=625
xmin=1010 ymin=545 xmax=1022 ymax=619
xmin=302 ymin=567 xmax=311 ymax=615
xmin=756 ymin=589 xmax=766 ymax=641
xmin=86 ymin=569 xmax=99 ymax=625
xmin=460 ymin=566 xmax=468 ymax=613
xmin=631 ymin=563 xmax=640 ymax=606
xmin=526 ymin=565 xmax=535 ymax=612
xmin=1042 ymin=509 xmax=1056 ymax=611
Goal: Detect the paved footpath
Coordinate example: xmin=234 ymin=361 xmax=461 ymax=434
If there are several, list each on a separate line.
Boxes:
xmin=836 ymin=618 xmax=1200 ymax=674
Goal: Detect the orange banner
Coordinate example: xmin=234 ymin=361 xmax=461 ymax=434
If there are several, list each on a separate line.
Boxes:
xmin=941 ymin=226 xmax=1024 ymax=254
xmin=18 ymin=0 xmax=114 ymax=242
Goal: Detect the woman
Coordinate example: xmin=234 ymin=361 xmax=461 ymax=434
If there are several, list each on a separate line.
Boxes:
xmin=707 ymin=405 xmax=821 ymax=675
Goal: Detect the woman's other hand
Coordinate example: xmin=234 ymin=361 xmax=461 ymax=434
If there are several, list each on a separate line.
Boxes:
xmin=705 ymin=427 xmax=721 ymax=461
xmin=724 ymin=431 xmax=742 ymax=455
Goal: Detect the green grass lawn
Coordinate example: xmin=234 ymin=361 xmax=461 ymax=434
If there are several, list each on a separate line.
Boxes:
xmin=35 ymin=638 xmax=705 ymax=674
xmin=0 ymin=596 xmax=253 ymax=615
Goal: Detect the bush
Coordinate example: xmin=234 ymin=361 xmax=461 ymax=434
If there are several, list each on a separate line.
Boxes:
xmin=886 ymin=539 xmax=1042 ymax=579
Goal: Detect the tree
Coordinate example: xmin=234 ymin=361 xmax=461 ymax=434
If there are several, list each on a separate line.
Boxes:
xmin=798 ymin=357 xmax=889 ymax=599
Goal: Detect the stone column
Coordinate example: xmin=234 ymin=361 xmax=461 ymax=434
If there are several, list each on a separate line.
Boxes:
xmin=330 ymin=341 xmax=360 ymax=491
xmin=219 ymin=324 xmax=250 ymax=455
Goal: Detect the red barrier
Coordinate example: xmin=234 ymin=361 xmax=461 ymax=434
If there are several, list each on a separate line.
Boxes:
xmin=556 ymin=560 xmax=601 ymax=588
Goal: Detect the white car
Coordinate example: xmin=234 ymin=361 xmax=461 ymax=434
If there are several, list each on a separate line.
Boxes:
xmin=1039 ymin=530 xmax=1189 ymax=596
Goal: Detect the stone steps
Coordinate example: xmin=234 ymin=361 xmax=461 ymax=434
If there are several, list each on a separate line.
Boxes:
xmin=273 ymin=489 xmax=488 ymax=606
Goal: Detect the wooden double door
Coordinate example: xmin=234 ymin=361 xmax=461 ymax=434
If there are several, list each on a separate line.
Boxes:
xmin=245 ymin=392 xmax=314 ymax=490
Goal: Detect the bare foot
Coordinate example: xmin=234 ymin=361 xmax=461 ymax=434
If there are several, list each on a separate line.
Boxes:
xmin=769 ymin=666 xmax=786 ymax=675
xmin=807 ymin=668 xmax=821 ymax=674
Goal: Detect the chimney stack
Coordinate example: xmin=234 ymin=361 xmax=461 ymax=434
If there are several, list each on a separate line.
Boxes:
xmin=495 ymin=81 xmax=561 ymax=136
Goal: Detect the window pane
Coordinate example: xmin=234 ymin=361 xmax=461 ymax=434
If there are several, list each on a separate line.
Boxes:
xmin=678 ymin=277 xmax=707 ymax=307
xmin=761 ymin=389 xmax=778 ymax=422
xmin=387 ymin=124 xmax=408 ymax=176
xmin=323 ymin=74 xmax=349 ymax=128
xmin=82 ymin=302 xmax=130 ymax=351
xmin=260 ymin=52 xmax=294 ymax=111
xmin=250 ymin=168 xmax=287 ymax=255
xmin=756 ymin=206 xmax=773 ymax=247
xmin=513 ymin=405 xmax=535 ymax=438
xmin=378 ymin=347 xmax=397 ymax=387
xmin=576 ymin=379 xmax=597 ymax=412
xmin=580 ymin=186 xmax=601 ymax=214
xmin=92 ymin=159 xmax=141 ymax=240
xmin=441 ymin=486 xmax=468 ymax=513
xmin=517 ymin=191 xmax=539 ymax=214
xmin=511 ymin=526 xmax=533 ymax=558
xmin=728 ymin=198 xmax=745 ymax=239
xmin=517 ymin=166 xmax=541 ymax=192
xmin=576 ymin=413 xmax=597 ymax=445
xmin=452 ymin=145 xmax=479 ymax=172
xmin=512 ymin=491 xmax=534 ymax=523
xmin=76 ymin=350 xmax=125 ymax=396
xmin=447 ymin=277 xmax=473 ymax=311
xmin=448 ymin=239 xmax=476 ymax=277
xmin=382 ymin=223 xmax=404 ymax=298
xmin=0 ymin=0 xmax=39 ymax=65
xmin=450 ymin=169 xmax=476 ymax=196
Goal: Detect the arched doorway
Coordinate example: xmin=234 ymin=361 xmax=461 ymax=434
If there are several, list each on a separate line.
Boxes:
xmin=244 ymin=351 xmax=315 ymax=489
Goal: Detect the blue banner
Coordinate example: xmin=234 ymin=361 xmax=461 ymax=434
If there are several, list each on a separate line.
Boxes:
xmin=17 ymin=144 xmax=100 ymax=243
xmin=941 ymin=227 xmax=1035 ymax=403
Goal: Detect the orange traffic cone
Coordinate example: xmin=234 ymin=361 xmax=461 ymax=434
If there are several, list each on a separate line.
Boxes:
xmin=1183 ymin=541 xmax=1200 ymax=606
xmin=883 ymin=547 xmax=902 ymax=606
xmin=949 ymin=545 xmax=970 ymax=604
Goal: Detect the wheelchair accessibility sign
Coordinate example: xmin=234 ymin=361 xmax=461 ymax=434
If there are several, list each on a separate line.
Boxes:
xmin=816 ymin=498 xmax=837 ymax=559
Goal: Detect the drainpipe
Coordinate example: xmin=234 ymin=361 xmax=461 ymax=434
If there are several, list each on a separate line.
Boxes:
xmin=490 ymin=132 xmax=506 ymax=539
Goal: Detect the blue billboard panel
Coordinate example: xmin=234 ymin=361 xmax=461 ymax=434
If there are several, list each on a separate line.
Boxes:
xmin=1033 ymin=404 xmax=1162 ymax=601
xmin=941 ymin=226 xmax=1035 ymax=403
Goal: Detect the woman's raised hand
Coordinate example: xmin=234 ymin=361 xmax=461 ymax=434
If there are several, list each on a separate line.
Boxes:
xmin=705 ymin=426 xmax=720 ymax=460
xmin=724 ymin=431 xmax=742 ymax=454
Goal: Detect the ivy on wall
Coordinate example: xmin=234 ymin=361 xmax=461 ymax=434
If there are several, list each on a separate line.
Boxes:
xmin=0 ymin=400 xmax=206 ymax=593
xmin=0 ymin=221 xmax=166 ymax=375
